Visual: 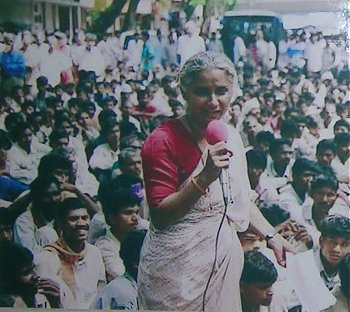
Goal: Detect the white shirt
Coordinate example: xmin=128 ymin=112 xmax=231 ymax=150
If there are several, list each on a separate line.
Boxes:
xmin=305 ymin=41 xmax=325 ymax=73
xmin=79 ymin=47 xmax=106 ymax=77
xmin=35 ymin=243 xmax=106 ymax=309
xmin=314 ymin=248 xmax=340 ymax=291
xmin=13 ymin=209 xmax=58 ymax=257
xmin=278 ymin=183 xmax=308 ymax=221
xmin=39 ymin=49 xmax=72 ymax=87
xmin=331 ymin=155 xmax=349 ymax=184
xmin=177 ymin=34 xmax=206 ymax=65
xmin=95 ymin=228 xmax=125 ymax=282
xmin=127 ymin=39 xmax=144 ymax=68
xmin=89 ymin=143 xmax=119 ymax=171
xmin=7 ymin=141 xmax=51 ymax=185
xmin=70 ymin=44 xmax=86 ymax=66
xmin=260 ymin=159 xmax=294 ymax=190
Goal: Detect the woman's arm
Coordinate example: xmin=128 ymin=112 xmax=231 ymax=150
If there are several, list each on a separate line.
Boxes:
xmin=151 ymin=141 xmax=231 ymax=230
xmin=249 ymin=203 xmax=296 ymax=266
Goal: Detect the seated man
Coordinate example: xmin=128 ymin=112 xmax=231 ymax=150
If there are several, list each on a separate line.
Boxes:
xmin=91 ymin=229 xmax=147 ymax=310
xmin=51 ymin=145 xmax=100 ymax=198
xmin=315 ymin=215 xmax=350 ymax=291
xmin=0 ymin=129 xmax=28 ymax=206
xmin=324 ymin=253 xmax=350 ymax=312
xmin=13 ymin=175 xmax=61 ymax=256
xmin=0 ymin=241 xmax=61 ymax=308
xmin=35 ymin=197 xmax=106 ymax=309
xmin=37 ymin=153 xmax=99 ymax=216
xmin=240 ymin=250 xmax=278 ymax=312
xmin=278 ymin=158 xmax=321 ymax=222
xmin=246 ymin=149 xmax=278 ymax=208
xmin=95 ymin=174 xmax=143 ymax=282
xmin=331 ymin=133 xmax=350 ymax=194
xmin=89 ymin=119 xmax=120 ymax=183
xmin=7 ymin=122 xmax=51 ymax=185
xmin=316 ymin=139 xmax=336 ymax=169
xmin=111 ymin=147 xmax=142 ymax=178
xmin=260 ymin=139 xmax=295 ymax=190
xmin=300 ymin=175 xmax=347 ymax=249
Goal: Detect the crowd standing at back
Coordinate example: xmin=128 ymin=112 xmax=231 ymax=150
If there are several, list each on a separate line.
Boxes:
xmin=0 ymin=14 xmax=349 ymax=312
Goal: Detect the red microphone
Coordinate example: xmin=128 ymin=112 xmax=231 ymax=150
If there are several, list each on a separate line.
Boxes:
xmin=206 ymin=120 xmax=228 ymax=145
xmin=206 ymin=120 xmax=231 ymax=206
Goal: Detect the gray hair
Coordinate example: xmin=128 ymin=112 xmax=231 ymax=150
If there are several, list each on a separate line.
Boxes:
xmin=119 ymin=147 xmax=140 ymax=165
xmin=178 ymin=51 xmax=236 ymax=97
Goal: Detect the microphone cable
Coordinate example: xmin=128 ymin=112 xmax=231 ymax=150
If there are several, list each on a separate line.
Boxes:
xmin=202 ymin=186 xmax=228 ymax=311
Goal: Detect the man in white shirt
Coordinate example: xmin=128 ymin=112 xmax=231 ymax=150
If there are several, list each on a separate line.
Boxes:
xmin=314 ymin=215 xmax=350 ymax=291
xmin=35 ymin=197 xmax=106 ymax=309
xmin=177 ymin=20 xmax=206 ymax=65
xmin=331 ymin=133 xmax=350 ymax=192
xmin=39 ymin=34 xmax=72 ymax=88
xmin=278 ymin=158 xmax=321 ymax=221
xmin=233 ymin=34 xmax=246 ymax=64
xmin=95 ymin=175 xmax=143 ymax=282
xmin=7 ymin=122 xmax=51 ymax=185
xmin=14 ymin=175 xmax=61 ymax=257
xmin=300 ymin=175 xmax=346 ymax=250
xmin=304 ymin=33 xmax=325 ymax=74
xmin=78 ymin=33 xmax=106 ymax=79
xmin=260 ymin=139 xmax=295 ymax=190
xmin=89 ymin=119 xmax=120 ymax=182
xmin=127 ymin=33 xmax=144 ymax=71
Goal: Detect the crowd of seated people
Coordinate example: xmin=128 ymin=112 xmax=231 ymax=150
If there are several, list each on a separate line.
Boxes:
xmin=0 ymin=22 xmax=349 ymax=311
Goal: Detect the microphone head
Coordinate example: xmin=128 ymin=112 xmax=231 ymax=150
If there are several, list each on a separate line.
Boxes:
xmin=206 ymin=120 xmax=228 ymax=145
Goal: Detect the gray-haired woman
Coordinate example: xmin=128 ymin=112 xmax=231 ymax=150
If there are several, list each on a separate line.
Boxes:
xmin=138 ymin=51 xmax=293 ymax=311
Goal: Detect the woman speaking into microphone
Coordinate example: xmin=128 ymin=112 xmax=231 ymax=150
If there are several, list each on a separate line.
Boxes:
xmin=138 ymin=51 xmax=293 ymax=311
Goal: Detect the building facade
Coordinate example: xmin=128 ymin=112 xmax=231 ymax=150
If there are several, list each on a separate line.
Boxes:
xmin=0 ymin=0 xmax=94 ymax=35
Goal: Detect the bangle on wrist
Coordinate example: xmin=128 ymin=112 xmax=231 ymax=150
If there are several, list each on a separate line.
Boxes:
xmin=191 ymin=176 xmax=209 ymax=197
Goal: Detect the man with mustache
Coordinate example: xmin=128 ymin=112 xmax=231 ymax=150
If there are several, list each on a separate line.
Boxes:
xmin=35 ymin=197 xmax=106 ymax=309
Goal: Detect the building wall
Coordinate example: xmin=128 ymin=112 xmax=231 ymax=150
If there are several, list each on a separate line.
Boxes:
xmin=0 ymin=1 xmax=34 ymax=28
xmin=0 ymin=0 xmax=91 ymax=33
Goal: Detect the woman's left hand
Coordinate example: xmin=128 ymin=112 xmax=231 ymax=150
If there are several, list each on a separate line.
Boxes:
xmin=267 ymin=233 xmax=297 ymax=267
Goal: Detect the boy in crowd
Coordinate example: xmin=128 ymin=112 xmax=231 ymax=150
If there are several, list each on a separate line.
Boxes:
xmin=324 ymin=253 xmax=350 ymax=312
xmin=0 ymin=241 xmax=61 ymax=308
xmin=254 ymin=131 xmax=275 ymax=156
xmin=300 ymin=175 xmax=346 ymax=249
xmin=13 ymin=175 xmax=61 ymax=256
xmin=240 ymin=250 xmax=278 ymax=312
xmin=316 ymin=139 xmax=336 ymax=167
xmin=315 ymin=215 xmax=350 ymax=291
xmin=91 ymin=229 xmax=147 ymax=310
xmin=261 ymin=139 xmax=295 ymax=190
xmin=35 ymin=197 xmax=106 ymax=309
xmin=278 ymin=158 xmax=321 ymax=222
xmin=246 ymin=149 xmax=278 ymax=207
xmin=95 ymin=174 xmax=143 ymax=282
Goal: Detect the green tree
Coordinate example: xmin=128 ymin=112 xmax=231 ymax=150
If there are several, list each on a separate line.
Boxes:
xmin=89 ymin=0 xmax=140 ymax=34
